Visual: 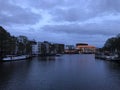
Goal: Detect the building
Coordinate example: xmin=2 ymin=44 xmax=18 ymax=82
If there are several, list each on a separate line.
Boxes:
xmin=32 ymin=41 xmax=65 ymax=56
xmin=65 ymin=45 xmax=77 ymax=54
xmin=76 ymin=43 xmax=96 ymax=54
xmin=16 ymin=36 xmax=35 ymax=55
xmin=53 ymin=43 xmax=65 ymax=54
xmin=32 ymin=42 xmax=42 ymax=55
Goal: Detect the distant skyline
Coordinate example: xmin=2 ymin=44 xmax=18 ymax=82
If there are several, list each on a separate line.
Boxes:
xmin=0 ymin=0 xmax=120 ymax=47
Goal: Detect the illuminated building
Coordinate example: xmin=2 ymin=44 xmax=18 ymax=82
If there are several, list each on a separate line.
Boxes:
xmin=76 ymin=43 xmax=96 ymax=54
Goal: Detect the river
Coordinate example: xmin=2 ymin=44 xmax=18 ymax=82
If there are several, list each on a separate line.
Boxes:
xmin=0 ymin=54 xmax=120 ymax=90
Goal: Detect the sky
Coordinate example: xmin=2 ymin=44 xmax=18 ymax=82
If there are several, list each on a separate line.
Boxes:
xmin=0 ymin=0 xmax=120 ymax=47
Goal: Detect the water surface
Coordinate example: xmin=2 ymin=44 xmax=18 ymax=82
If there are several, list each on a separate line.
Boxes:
xmin=0 ymin=54 xmax=120 ymax=90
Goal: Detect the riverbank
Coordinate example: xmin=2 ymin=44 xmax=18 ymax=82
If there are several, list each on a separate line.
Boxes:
xmin=1 ymin=54 xmax=63 ymax=62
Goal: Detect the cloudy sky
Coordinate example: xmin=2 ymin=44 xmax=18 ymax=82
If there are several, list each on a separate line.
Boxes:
xmin=0 ymin=0 xmax=120 ymax=47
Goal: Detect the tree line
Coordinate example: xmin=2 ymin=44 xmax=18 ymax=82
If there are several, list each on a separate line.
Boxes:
xmin=0 ymin=26 xmax=34 ymax=60
xmin=103 ymin=34 xmax=120 ymax=56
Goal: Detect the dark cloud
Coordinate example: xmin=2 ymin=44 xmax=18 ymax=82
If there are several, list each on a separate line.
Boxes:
xmin=49 ymin=0 xmax=120 ymax=22
xmin=0 ymin=0 xmax=41 ymax=25
xmin=50 ymin=8 xmax=93 ymax=22
xmin=89 ymin=0 xmax=120 ymax=12
xmin=42 ymin=22 xmax=120 ymax=36
xmin=26 ymin=0 xmax=65 ymax=9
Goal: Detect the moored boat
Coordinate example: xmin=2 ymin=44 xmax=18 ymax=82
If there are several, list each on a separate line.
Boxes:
xmin=95 ymin=53 xmax=120 ymax=61
xmin=2 ymin=55 xmax=31 ymax=61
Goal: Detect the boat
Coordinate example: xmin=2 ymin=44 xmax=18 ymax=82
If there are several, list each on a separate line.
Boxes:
xmin=2 ymin=55 xmax=31 ymax=61
xmin=95 ymin=53 xmax=120 ymax=61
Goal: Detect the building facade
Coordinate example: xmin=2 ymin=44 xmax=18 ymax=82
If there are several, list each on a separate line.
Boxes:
xmin=32 ymin=41 xmax=65 ymax=56
xmin=32 ymin=42 xmax=42 ymax=55
xmin=65 ymin=45 xmax=77 ymax=54
xmin=76 ymin=43 xmax=96 ymax=54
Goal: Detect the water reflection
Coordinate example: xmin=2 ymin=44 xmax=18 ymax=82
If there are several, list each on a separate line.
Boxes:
xmin=104 ymin=61 xmax=120 ymax=86
xmin=95 ymin=59 xmax=120 ymax=90
xmin=38 ymin=56 xmax=56 ymax=61
xmin=0 ymin=55 xmax=120 ymax=90
xmin=0 ymin=60 xmax=33 ymax=89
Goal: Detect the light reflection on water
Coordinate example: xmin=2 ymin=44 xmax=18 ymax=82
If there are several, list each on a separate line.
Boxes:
xmin=0 ymin=54 xmax=120 ymax=90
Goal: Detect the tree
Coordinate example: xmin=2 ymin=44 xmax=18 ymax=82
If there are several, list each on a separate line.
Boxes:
xmin=103 ymin=33 xmax=120 ymax=56
xmin=0 ymin=26 xmax=11 ymax=60
xmin=17 ymin=36 xmax=33 ymax=55
xmin=6 ymin=36 xmax=18 ymax=55
xmin=115 ymin=34 xmax=120 ymax=55
xmin=26 ymin=41 xmax=33 ymax=55
xmin=17 ymin=36 xmax=28 ymax=54
xmin=103 ymin=37 xmax=117 ymax=52
xmin=0 ymin=26 xmax=34 ymax=60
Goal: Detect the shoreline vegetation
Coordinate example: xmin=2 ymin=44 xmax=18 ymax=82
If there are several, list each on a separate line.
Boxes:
xmin=0 ymin=26 xmax=64 ymax=61
xmin=0 ymin=26 xmax=34 ymax=61
xmin=95 ymin=33 xmax=120 ymax=61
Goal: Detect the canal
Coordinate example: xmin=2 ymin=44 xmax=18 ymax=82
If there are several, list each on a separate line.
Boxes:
xmin=0 ymin=54 xmax=120 ymax=90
